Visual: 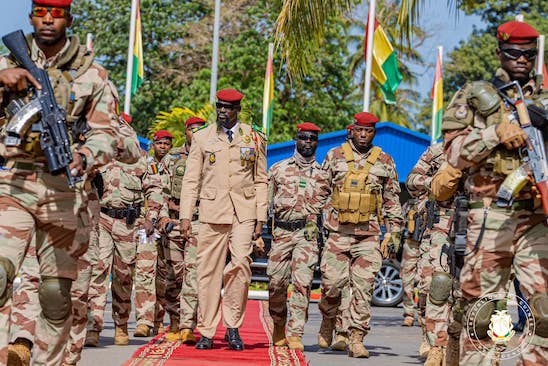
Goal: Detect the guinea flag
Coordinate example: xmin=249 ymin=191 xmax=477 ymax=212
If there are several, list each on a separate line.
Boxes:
xmin=431 ymin=48 xmax=443 ymax=141
xmin=364 ymin=18 xmax=402 ymax=104
xmin=262 ymin=43 xmax=274 ymax=138
xmin=131 ymin=0 xmax=144 ymax=95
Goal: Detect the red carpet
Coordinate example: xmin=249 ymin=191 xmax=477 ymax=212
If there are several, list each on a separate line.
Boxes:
xmin=123 ymin=300 xmax=308 ymax=366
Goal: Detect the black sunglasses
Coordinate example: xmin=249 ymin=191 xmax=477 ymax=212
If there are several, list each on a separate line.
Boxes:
xmin=216 ymin=102 xmax=238 ymax=110
xmin=296 ymin=133 xmax=318 ymax=141
xmin=500 ymin=47 xmax=538 ymax=61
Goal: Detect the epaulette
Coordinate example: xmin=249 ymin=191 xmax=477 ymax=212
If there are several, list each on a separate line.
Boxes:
xmin=195 ymin=124 xmax=209 ymax=133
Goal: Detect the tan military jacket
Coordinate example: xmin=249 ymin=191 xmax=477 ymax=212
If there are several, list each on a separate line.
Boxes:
xmin=180 ymin=122 xmax=268 ymax=224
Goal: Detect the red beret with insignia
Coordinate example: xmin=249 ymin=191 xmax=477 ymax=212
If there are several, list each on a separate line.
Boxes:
xmin=120 ymin=112 xmax=132 ymax=124
xmin=216 ymin=88 xmax=244 ymax=103
xmin=33 ymin=0 xmax=73 ymax=7
xmin=153 ymin=130 xmax=174 ymax=141
xmin=497 ymin=21 xmax=539 ymax=44
xmin=297 ymin=122 xmax=321 ymax=133
xmin=185 ymin=116 xmax=206 ymax=127
xmin=354 ymin=112 xmax=379 ymax=126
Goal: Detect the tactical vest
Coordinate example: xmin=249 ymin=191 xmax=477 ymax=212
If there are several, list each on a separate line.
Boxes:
xmin=171 ymin=155 xmax=187 ymax=198
xmin=332 ymin=143 xmax=384 ymax=224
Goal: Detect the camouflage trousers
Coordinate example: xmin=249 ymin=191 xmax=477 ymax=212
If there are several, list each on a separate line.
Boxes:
xmin=459 ymin=206 xmax=548 ymax=366
xmin=335 ymin=285 xmax=351 ymax=335
xmin=0 ymin=170 xmax=87 ymax=366
xmin=417 ymin=233 xmax=433 ymax=325
xmin=267 ymin=226 xmax=319 ymax=337
xmin=135 ymin=235 xmax=158 ymax=328
xmin=318 ymin=232 xmax=382 ymax=334
xmin=154 ymin=241 xmax=168 ymax=327
xmin=400 ymin=238 xmax=421 ymax=319
xmin=87 ymin=213 xmax=139 ymax=331
xmin=424 ymin=213 xmax=454 ymax=348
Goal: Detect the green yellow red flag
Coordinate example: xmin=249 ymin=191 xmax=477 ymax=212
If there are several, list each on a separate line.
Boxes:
xmin=262 ymin=43 xmax=274 ymax=138
xmin=431 ymin=47 xmax=443 ymax=141
xmin=131 ymin=0 xmax=144 ymax=95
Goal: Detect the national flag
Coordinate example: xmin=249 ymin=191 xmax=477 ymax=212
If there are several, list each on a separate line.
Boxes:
xmin=431 ymin=48 xmax=443 ymax=141
xmin=131 ymin=0 xmax=144 ymax=95
xmin=262 ymin=43 xmax=274 ymax=137
xmin=364 ymin=18 xmax=402 ymax=104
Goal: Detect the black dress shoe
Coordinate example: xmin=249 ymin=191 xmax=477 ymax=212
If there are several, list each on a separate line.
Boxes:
xmin=225 ymin=328 xmax=244 ymax=351
xmin=196 ymin=336 xmax=213 ymax=350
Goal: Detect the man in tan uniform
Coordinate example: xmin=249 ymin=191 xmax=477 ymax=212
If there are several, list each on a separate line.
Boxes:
xmin=180 ymin=88 xmax=268 ymax=351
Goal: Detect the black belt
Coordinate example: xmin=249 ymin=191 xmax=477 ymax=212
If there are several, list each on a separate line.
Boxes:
xmin=469 ymin=199 xmax=535 ymax=211
xmin=100 ymin=206 xmax=141 ymax=219
xmin=274 ymin=219 xmax=307 ymax=231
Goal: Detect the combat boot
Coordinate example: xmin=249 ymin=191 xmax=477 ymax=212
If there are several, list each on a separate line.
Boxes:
xmin=287 ymin=336 xmax=304 ymax=351
xmin=114 ymin=324 xmax=130 ymax=345
xmin=330 ymin=332 xmax=349 ymax=351
xmin=7 ymin=338 xmax=32 ymax=366
xmin=424 ymin=346 xmax=446 ymax=366
xmin=134 ymin=323 xmax=150 ymax=337
xmin=348 ymin=329 xmax=369 ymax=358
xmin=272 ymin=322 xmax=286 ymax=346
xmin=317 ymin=317 xmax=335 ymax=349
xmin=165 ymin=316 xmax=180 ymax=342
xmin=181 ymin=328 xmax=197 ymax=344
xmin=402 ymin=316 xmax=414 ymax=327
xmin=153 ymin=321 xmax=165 ymax=335
xmin=84 ymin=330 xmax=100 ymax=347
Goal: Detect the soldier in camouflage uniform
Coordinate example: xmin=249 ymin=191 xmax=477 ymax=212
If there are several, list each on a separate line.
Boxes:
xmin=84 ymin=152 xmax=168 ymax=346
xmin=133 ymin=130 xmax=173 ymax=337
xmin=442 ymin=21 xmax=547 ymax=366
xmin=318 ymin=112 xmax=403 ymax=358
xmin=267 ymin=122 xmax=330 ymax=351
xmin=0 ymin=0 xmax=123 ymax=364
xmin=159 ymin=117 xmax=205 ymax=344
xmin=399 ymin=198 xmax=419 ymax=327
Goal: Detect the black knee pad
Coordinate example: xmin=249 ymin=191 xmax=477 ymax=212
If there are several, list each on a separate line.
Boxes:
xmin=0 ymin=257 xmax=15 ymax=307
xmin=530 ymin=294 xmax=548 ymax=338
xmin=38 ymin=277 xmax=72 ymax=324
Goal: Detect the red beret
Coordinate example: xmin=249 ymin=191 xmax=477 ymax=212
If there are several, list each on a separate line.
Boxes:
xmin=346 ymin=124 xmax=354 ymax=131
xmin=354 ymin=112 xmax=379 ymax=126
xmin=297 ymin=122 xmax=321 ymax=133
xmin=153 ymin=130 xmax=174 ymax=141
xmin=33 ymin=0 xmax=73 ymax=7
xmin=216 ymin=88 xmax=244 ymax=103
xmin=497 ymin=21 xmax=539 ymax=44
xmin=185 ymin=116 xmax=206 ymax=127
xmin=120 ymin=112 xmax=132 ymax=124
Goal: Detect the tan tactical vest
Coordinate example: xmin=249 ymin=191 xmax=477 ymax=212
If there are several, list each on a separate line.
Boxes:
xmin=170 ymin=156 xmax=186 ymax=198
xmin=332 ymin=143 xmax=384 ymax=224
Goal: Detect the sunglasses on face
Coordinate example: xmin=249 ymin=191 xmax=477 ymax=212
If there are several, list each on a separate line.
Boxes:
xmin=216 ymin=102 xmax=238 ymax=110
xmin=500 ymin=47 xmax=538 ymax=61
xmin=32 ymin=6 xmax=68 ymax=18
xmin=296 ymin=133 xmax=318 ymax=142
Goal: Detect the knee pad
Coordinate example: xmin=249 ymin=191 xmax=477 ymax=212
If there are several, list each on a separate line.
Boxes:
xmin=0 ymin=257 xmax=15 ymax=307
xmin=38 ymin=277 xmax=72 ymax=324
xmin=429 ymin=272 xmax=452 ymax=306
xmin=473 ymin=301 xmax=495 ymax=339
xmin=530 ymin=294 xmax=548 ymax=338
xmin=0 ymin=257 xmax=15 ymax=306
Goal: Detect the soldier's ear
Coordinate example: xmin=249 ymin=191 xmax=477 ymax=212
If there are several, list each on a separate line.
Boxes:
xmin=66 ymin=14 xmax=73 ymax=28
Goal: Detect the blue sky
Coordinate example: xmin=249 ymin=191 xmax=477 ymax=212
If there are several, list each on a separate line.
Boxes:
xmin=1 ymin=1 xmax=483 ymax=98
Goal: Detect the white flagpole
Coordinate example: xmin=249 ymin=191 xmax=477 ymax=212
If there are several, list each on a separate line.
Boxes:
xmin=209 ymin=0 xmax=221 ymax=105
xmin=124 ymin=0 xmax=138 ymax=114
xmin=363 ymin=0 xmax=376 ymax=112
xmin=431 ymin=46 xmax=442 ymax=144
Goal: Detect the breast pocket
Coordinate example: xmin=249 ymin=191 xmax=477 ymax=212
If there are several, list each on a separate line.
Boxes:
xmin=121 ymin=174 xmax=142 ymax=202
xmin=70 ymin=82 xmax=94 ymax=116
xmin=200 ymin=188 xmax=217 ymax=200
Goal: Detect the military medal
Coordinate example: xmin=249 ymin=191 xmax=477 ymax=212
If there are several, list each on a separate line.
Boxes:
xmin=243 ymin=135 xmax=251 ymax=144
xmin=209 ymin=152 xmax=216 ymax=164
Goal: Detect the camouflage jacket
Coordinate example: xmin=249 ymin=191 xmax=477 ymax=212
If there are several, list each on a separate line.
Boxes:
xmin=0 ymin=36 xmax=119 ymax=172
xmin=322 ymin=141 xmax=403 ymax=235
xmin=99 ymin=151 xmax=166 ymax=221
xmin=442 ymin=68 xmax=548 ymax=202
xmin=268 ymin=154 xmax=330 ymax=222
xmin=406 ymin=142 xmax=449 ymax=209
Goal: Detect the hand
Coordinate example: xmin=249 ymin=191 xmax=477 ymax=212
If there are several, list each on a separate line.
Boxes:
xmin=0 ymin=68 xmax=41 ymax=92
xmin=303 ymin=220 xmax=318 ymax=241
xmin=142 ymin=219 xmax=154 ymax=236
xmin=167 ymin=199 xmax=179 ymax=212
xmin=391 ymin=232 xmax=402 ymax=253
xmin=157 ymin=217 xmax=173 ymax=235
xmin=496 ymin=122 xmax=527 ymax=150
xmin=252 ymin=221 xmax=264 ymax=241
xmin=180 ymin=219 xmax=191 ymax=240
xmin=69 ymin=151 xmax=85 ymax=177
xmin=253 ymin=236 xmax=266 ymax=257
xmin=380 ymin=234 xmax=391 ymax=259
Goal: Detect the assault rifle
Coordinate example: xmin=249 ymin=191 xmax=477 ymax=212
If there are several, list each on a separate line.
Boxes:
xmin=2 ymin=30 xmax=80 ymax=188
xmin=442 ymin=194 xmax=469 ymax=279
xmin=495 ymin=81 xmax=548 ymax=224
xmin=411 ymin=210 xmax=426 ymax=242
xmin=425 ymin=200 xmax=439 ymax=230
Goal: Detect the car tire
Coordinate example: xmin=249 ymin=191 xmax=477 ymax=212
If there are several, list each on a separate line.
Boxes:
xmin=372 ymin=260 xmax=403 ymax=307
